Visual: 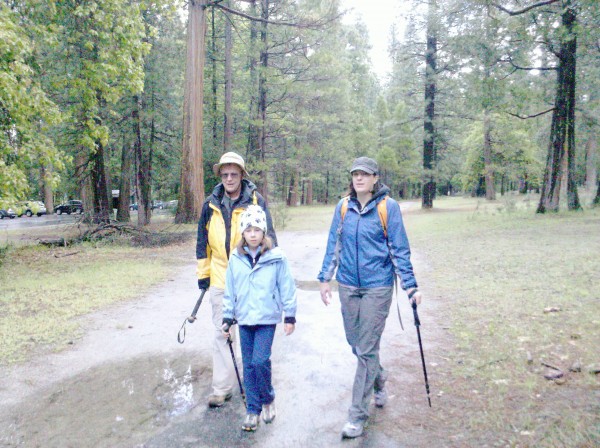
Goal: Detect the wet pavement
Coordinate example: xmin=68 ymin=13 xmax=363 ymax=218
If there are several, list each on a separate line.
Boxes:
xmin=0 ymin=231 xmax=434 ymax=447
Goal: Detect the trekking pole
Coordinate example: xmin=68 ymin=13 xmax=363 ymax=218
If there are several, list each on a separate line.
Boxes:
xmin=177 ymin=289 xmax=207 ymax=344
xmin=410 ymin=293 xmax=432 ymax=407
xmin=225 ymin=322 xmax=246 ymax=406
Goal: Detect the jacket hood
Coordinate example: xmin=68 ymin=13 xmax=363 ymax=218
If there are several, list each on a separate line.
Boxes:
xmin=350 ymin=183 xmax=390 ymax=212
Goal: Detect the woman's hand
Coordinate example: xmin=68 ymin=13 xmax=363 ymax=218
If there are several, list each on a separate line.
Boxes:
xmin=284 ymin=323 xmax=295 ymax=335
xmin=320 ymin=282 xmax=332 ymax=306
xmin=407 ymin=288 xmax=422 ymax=305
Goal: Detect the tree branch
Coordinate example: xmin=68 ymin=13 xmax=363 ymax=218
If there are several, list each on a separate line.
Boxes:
xmin=211 ymin=2 xmax=339 ymax=29
xmin=500 ymin=56 xmax=557 ymax=71
xmin=492 ymin=0 xmax=560 ymax=16
xmin=506 ymin=108 xmax=555 ymax=119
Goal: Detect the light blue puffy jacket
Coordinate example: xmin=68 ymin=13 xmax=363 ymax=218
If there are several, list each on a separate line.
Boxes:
xmin=318 ymin=185 xmax=418 ymax=290
xmin=223 ymin=246 xmax=297 ymax=325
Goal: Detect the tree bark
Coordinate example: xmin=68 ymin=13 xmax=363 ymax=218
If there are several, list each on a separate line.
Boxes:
xmin=176 ymin=0 xmax=208 ymax=223
xmin=537 ymin=1 xmax=581 ymax=213
xmin=422 ymin=0 xmax=437 ymax=209
xmin=210 ymin=7 xmax=219 ymax=153
xmin=40 ymin=164 xmax=54 ymax=214
xmin=246 ymin=0 xmax=259 ymax=165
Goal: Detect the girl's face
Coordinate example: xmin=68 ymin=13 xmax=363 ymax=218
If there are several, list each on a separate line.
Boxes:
xmin=243 ymin=226 xmax=264 ymax=250
xmin=352 ymin=170 xmax=378 ymax=195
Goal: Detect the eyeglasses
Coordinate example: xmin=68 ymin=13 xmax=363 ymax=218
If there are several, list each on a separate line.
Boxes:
xmin=351 ymin=171 xmax=374 ymax=178
xmin=220 ymin=172 xmax=240 ymax=180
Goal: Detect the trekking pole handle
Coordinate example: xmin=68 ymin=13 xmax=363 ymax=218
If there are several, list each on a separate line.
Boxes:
xmin=188 ymin=289 xmax=207 ymax=323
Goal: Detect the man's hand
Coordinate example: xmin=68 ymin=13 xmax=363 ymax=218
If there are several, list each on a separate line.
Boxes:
xmin=407 ymin=288 xmax=423 ymax=305
xmin=320 ymin=282 xmax=332 ymax=306
xmin=198 ymin=278 xmax=210 ymax=290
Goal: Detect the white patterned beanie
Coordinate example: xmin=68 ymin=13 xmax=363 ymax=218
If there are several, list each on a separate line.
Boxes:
xmin=240 ymin=204 xmax=267 ymax=233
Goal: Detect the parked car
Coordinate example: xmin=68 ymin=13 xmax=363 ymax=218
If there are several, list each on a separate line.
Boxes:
xmin=151 ymin=200 xmax=164 ymax=210
xmin=16 ymin=201 xmax=47 ymax=217
xmin=165 ymin=200 xmax=178 ymax=209
xmin=129 ymin=203 xmax=138 ymax=211
xmin=54 ymin=200 xmax=84 ymax=215
xmin=0 ymin=208 xmax=16 ymax=219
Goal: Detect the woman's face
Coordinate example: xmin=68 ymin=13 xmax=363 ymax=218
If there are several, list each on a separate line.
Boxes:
xmin=352 ymin=170 xmax=378 ymax=195
xmin=243 ymin=226 xmax=264 ymax=250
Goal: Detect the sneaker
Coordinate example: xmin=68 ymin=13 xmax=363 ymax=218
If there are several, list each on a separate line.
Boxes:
xmin=374 ymin=388 xmax=388 ymax=407
xmin=341 ymin=421 xmax=364 ymax=439
xmin=242 ymin=413 xmax=260 ymax=431
xmin=262 ymin=401 xmax=276 ymax=423
xmin=207 ymin=392 xmax=232 ymax=408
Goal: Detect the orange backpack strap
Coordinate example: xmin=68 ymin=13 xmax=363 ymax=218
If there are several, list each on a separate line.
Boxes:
xmin=340 ymin=195 xmax=388 ymax=238
xmin=340 ymin=196 xmax=350 ymax=221
xmin=377 ymin=196 xmax=388 ymax=238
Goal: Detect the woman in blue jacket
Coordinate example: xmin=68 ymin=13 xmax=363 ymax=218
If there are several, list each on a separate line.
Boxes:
xmin=222 ymin=205 xmax=297 ymax=432
xmin=318 ymin=156 xmax=423 ymax=439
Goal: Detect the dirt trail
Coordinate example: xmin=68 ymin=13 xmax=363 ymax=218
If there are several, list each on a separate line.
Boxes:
xmin=0 ymin=231 xmax=441 ymax=448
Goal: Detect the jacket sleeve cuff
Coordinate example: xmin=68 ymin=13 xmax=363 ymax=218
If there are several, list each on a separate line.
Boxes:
xmin=284 ymin=316 xmax=296 ymax=324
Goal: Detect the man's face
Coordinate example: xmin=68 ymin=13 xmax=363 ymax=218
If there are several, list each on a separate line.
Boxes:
xmin=219 ymin=164 xmax=243 ymax=196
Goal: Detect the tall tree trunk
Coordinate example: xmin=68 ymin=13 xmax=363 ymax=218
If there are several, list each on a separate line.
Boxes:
xmin=306 ymin=178 xmax=313 ymax=205
xmin=223 ymin=0 xmax=233 ymax=151
xmin=116 ymin=140 xmax=132 ymax=222
xmin=483 ymin=109 xmax=496 ymax=200
xmin=257 ymin=0 xmax=269 ymax=201
xmin=176 ymin=0 xmax=208 ymax=223
xmin=246 ymin=0 xmax=259 ymax=163
xmin=90 ymin=140 xmax=112 ymax=224
xmin=585 ymin=136 xmax=597 ymax=194
xmin=75 ymin=150 xmax=92 ymax=222
xmin=40 ymin=164 xmax=54 ymax=213
xmin=210 ymin=7 xmax=219 ymax=153
xmin=422 ymin=0 xmax=437 ymax=209
xmin=537 ymin=2 xmax=581 ymax=213
xmin=134 ymin=95 xmax=151 ymax=226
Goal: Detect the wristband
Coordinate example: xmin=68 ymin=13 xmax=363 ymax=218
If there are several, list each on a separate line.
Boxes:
xmin=408 ymin=289 xmax=418 ymax=299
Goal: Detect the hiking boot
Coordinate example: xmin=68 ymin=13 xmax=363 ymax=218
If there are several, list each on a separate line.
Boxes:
xmin=262 ymin=401 xmax=276 ymax=424
xmin=374 ymin=388 xmax=388 ymax=407
xmin=207 ymin=392 xmax=232 ymax=408
xmin=341 ymin=421 xmax=364 ymax=439
xmin=242 ymin=413 xmax=260 ymax=431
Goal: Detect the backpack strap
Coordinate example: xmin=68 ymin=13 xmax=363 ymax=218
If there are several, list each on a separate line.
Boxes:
xmin=377 ymin=196 xmax=388 ymax=239
xmin=340 ymin=195 xmax=388 ymax=238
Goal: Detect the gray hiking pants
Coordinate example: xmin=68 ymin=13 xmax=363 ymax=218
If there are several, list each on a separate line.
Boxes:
xmin=338 ymin=284 xmax=393 ymax=423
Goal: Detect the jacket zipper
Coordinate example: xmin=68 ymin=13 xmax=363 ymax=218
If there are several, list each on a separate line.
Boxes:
xmin=355 ymin=212 xmax=361 ymax=287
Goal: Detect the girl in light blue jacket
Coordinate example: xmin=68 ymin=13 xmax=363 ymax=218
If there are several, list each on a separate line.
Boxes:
xmin=222 ymin=205 xmax=296 ymax=432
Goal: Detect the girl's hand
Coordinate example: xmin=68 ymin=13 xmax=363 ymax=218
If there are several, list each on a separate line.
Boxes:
xmin=284 ymin=323 xmax=295 ymax=335
xmin=221 ymin=323 xmax=231 ymax=339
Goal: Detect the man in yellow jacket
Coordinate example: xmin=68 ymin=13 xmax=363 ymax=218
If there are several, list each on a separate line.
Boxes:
xmin=196 ymin=152 xmax=277 ymax=407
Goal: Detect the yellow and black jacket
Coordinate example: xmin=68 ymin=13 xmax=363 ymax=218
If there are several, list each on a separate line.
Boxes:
xmin=196 ymin=179 xmax=277 ymax=289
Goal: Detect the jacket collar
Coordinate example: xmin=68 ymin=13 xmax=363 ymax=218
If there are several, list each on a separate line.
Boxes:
xmin=210 ymin=178 xmax=257 ymax=206
xmin=349 ymin=183 xmax=390 ymax=213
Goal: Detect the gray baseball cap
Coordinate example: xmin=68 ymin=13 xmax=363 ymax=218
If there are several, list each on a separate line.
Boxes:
xmin=350 ymin=157 xmax=378 ymax=175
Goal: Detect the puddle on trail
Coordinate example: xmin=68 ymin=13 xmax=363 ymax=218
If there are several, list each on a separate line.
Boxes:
xmin=0 ymin=354 xmax=210 ymax=448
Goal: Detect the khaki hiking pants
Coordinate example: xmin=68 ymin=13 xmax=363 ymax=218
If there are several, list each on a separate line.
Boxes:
xmin=209 ymin=287 xmax=239 ymax=396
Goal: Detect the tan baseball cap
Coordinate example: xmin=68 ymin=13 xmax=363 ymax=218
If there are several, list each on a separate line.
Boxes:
xmin=213 ymin=151 xmax=249 ymax=177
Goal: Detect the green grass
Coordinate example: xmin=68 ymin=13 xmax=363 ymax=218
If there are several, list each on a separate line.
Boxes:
xmin=0 ymin=240 xmax=192 ymax=364
xmin=402 ymin=196 xmax=599 ymax=446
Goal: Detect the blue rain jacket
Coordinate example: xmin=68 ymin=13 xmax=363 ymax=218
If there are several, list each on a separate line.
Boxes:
xmin=223 ymin=246 xmax=297 ymax=325
xmin=318 ymin=185 xmax=418 ymax=289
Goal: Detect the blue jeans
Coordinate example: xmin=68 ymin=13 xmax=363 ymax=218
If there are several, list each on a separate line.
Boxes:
xmin=239 ymin=324 xmax=276 ymax=415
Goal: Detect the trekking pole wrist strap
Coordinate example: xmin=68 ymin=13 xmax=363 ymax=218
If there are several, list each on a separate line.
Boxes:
xmin=408 ymin=289 xmax=418 ymax=299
